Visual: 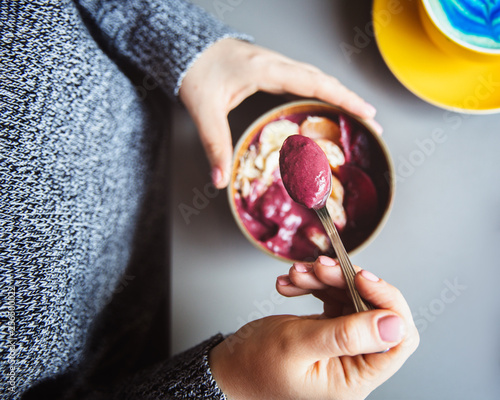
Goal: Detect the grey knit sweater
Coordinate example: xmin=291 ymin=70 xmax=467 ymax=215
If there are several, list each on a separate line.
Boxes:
xmin=0 ymin=0 xmax=251 ymax=398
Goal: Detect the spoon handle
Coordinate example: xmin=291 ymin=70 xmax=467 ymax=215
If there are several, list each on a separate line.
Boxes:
xmin=315 ymin=206 xmax=374 ymax=313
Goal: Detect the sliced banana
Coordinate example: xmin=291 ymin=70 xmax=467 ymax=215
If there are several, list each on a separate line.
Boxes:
xmin=261 ymin=150 xmax=280 ymax=184
xmin=307 ymin=228 xmax=330 ymax=252
xmin=238 ymin=177 xmax=252 ymax=198
xmin=330 ymin=174 xmax=344 ymax=204
xmin=327 ymin=175 xmax=346 ymax=230
xmin=236 ymin=145 xmax=260 ymax=181
xmin=259 ymin=119 xmax=299 ymax=157
xmin=300 ymin=116 xmax=341 ymax=144
xmin=326 ymin=196 xmax=347 ymax=231
xmin=315 ymin=138 xmax=345 ymax=170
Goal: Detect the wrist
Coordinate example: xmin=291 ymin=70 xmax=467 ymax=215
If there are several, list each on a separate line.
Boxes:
xmin=208 ymin=339 xmax=240 ymax=399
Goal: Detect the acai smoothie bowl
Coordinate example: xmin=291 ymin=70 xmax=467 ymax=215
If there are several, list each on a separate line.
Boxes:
xmin=228 ymin=100 xmax=395 ymax=263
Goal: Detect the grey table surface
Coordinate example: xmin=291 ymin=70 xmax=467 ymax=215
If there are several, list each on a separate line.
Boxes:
xmin=170 ymin=1 xmax=500 ymax=399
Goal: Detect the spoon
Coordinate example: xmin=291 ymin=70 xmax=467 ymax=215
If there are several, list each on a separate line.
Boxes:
xmin=314 ymin=205 xmax=373 ymax=312
xmin=279 ymin=134 xmax=373 ymax=313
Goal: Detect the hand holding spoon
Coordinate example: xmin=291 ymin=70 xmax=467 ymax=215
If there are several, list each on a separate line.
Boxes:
xmin=279 ymin=134 xmax=373 ymax=313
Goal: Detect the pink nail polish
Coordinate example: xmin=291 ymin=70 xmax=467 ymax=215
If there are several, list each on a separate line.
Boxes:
xmin=364 ymin=102 xmax=377 ymax=117
xmin=360 ymin=269 xmax=379 ymax=282
xmin=211 ymin=167 xmax=223 ymax=187
xmin=294 ymin=263 xmax=311 ymax=273
xmin=318 ymin=256 xmax=337 ymax=266
xmin=371 ymin=120 xmax=383 ymax=135
xmin=378 ymin=315 xmax=404 ymax=343
xmin=277 ymin=275 xmax=291 ymax=286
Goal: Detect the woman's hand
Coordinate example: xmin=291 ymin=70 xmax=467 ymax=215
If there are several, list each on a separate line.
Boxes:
xmin=179 ymin=38 xmax=381 ymax=189
xmin=208 ymin=256 xmax=419 ymax=400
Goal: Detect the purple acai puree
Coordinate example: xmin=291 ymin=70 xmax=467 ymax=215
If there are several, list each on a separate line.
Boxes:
xmin=279 ymin=135 xmax=332 ymax=209
xmin=234 ymin=179 xmax=330 ymax=261
xmin=233 ymin=111 xmax=387 ymax=262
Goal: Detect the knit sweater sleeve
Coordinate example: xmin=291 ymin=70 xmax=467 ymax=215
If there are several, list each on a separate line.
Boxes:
xmin=111 ymin=334 xmax=227 ymax=399
xmin=68 ymin=1 xmax=244 ymax=397
xmin=74 ymin=0 xmax=253 ymax=99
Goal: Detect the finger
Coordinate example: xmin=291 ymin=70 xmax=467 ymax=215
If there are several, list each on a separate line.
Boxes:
xmin=288 ymin=262 xmax=328 ymax=290
xmin=354 ymin=270 xmax=420 ymax=376
xmin=295 ymin=309 xmax=406 ymax=359
xmin=276 ymin=275 xmax=312 ymax=297
xmin=364 ymin=118 xmax=384 ymax=135
xmin=256 ymin=57 xmax=377 ymax=121
xmin=354 ymin=270 xmax=414 ymax=324
xmin=287 ymin=256 xmax=354 ymax=304
xmin=312 ymin=256 xmax=364 ymax=290
xmin=193 ymin=104 xmax=234 ymax=189
xmin=288 ymin=256 xmax=344 ymax=290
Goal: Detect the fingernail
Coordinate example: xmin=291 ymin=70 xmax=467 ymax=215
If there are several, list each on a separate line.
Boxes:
xmin=360 ymin=269 xmax=380 ymax=282
xmin=294 ymin=263 xmax=311 ymax=273
xmin=378 ymin=315 xmax=404 ymax=343
xmin=211 ymin=166 xmax=223 ymax=187
xmin=364 ymin=102 xmax=377 ymax=118
xmin=371 ymin=119 xmax=383 ymax=135
xmin=277 ymin=275 xmax=291 ymax=286
xmin=318 ymin=255 xmax=337 ymax=266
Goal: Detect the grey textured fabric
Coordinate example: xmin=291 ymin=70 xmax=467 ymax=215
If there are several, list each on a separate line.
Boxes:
xmin=0 ymin=0 xmax=250 ymax=398
xmin=115 ymin=334 xmax=227 ymax=399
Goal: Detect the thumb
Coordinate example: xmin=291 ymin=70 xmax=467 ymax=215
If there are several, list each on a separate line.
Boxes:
xmin=297 ymin=311 xmax=405 ymax=358
xmin=193 ymin=107 xmax=234 ymax=189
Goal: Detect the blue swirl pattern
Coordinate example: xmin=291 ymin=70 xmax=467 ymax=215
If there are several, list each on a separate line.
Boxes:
xmin=440 ymin=0 xmax=500 ymax=43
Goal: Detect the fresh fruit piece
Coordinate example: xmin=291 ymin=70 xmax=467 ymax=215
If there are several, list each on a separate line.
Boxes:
xmin=330 ymin=174 xmax=345 ymax=204
xmin=259 ymin=119 xmax=299 ymax=158
xmin=339 ymin=115 xmax=371 ymax=170
xmin=349 ymin=131 xmax=371 ymax=170
xmin=236 ymin=176 xmax=251 ymax=198
xmin=339 ymin=115 xmax=353 ymax=161
xmin=315 ymin=138 xmax=345 ymax=170
xmin=337 ymin=164 xmax=378 ymax=228
xmin=291 ymin=224 xmax=329 ymax=260
xmin=304 ymin=225 xmax=330 ymax=252
xmin=326 ymin=174 xmax=347 ymax=231
xmin=261 ymin=150 xmax=280 ymax=184
xmin=326 ymin=197 xmax=347 ymax=231
xmin=237 ymin=145 xmax=260 ymax=180
xmin=300 ymin=116 xmax=341 ymax=144
xmin=235 ymin=146 xmax=261 ymax=197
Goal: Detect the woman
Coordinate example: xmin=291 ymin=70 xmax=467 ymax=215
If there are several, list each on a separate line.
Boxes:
xmin=0 ymin=0 xmax=417 ymax=398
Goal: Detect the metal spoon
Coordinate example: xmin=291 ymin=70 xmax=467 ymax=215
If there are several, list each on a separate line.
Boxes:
xmin=278 ymin=134 xmax=373 ymax=313
xmin=315 ymin=205 xmax=373 ymax=312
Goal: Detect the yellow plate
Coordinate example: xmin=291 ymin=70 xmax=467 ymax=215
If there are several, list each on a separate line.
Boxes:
xmin=373 ymin=0 xmax=500 ymax=113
